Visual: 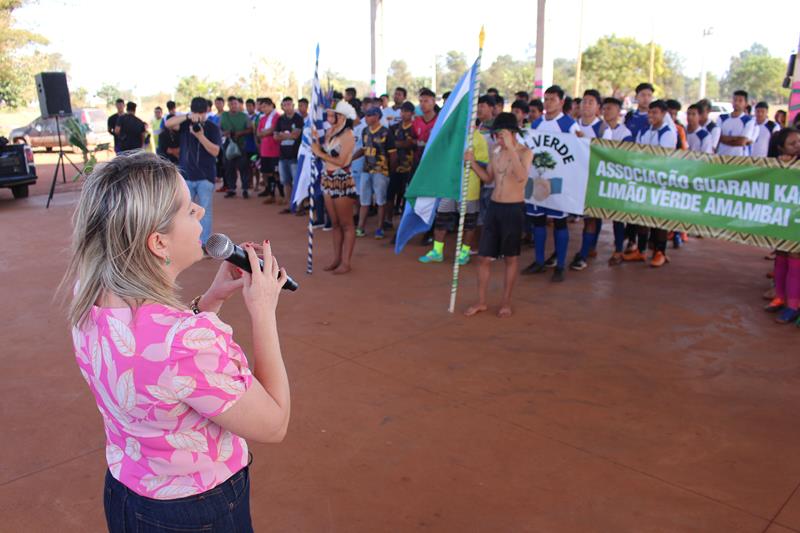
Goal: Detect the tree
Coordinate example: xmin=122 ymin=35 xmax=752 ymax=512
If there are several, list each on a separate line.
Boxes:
xmin=174 ymin=75 xmax=225 ymax=106
xmin=720 ymin=43 xmax=788 ymax=103
xmin=552 ymin=58 xmax=576 ymax=93
xmin=386 ymin=59 xmax=414 ymax=94
xmin=481 ymin=55 xmax=535 ymax=99
xmin=580 ymin=35 xmax=683 ymax=98
xmin=436 ymin=50 xmax=467 ymax=94
xmin=0 ymin=0 xmax=48 ymax=107
xmin=95 ymin=83 xmax=134 ymax=107
xmin=70 ymin=87 xmax=90 ymax=108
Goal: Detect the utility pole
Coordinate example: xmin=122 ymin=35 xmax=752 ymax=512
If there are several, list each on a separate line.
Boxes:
xmin=699 ymin=27 xmax=713 ymax=99
xmin=573 ymin=0 xmax=585 ymax=97
xmin=369 ymin=0 xmax=385 ymax=97
xmin=533 ymin=0 xmax=552 ymax=98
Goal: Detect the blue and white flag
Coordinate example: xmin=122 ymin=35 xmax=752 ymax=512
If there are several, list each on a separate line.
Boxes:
xmin=293 ymin=44 xmax=327 ymax=209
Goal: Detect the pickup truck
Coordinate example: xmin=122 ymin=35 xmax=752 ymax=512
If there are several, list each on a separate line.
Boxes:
xmin=0 ymin=137 xmax=37 ymax=199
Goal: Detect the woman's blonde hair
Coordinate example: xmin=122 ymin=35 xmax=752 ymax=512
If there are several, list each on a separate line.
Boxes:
xmin=61 ymin=151 xmax=185 ymax=328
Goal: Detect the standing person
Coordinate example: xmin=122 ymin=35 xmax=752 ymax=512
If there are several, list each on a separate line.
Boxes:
xmin=570 ymin=97 xmax=582 ymax=120
xmin=165 ymin=97 xmax=223 ymax=245
xmin=685 ymin=103 xmax=714 ymax=154
xmin=622 ymin=100 xmax=677 ymax=267
xmin=412 ymin=88 xmax=438 ymax=165
xmin=61 ymin=151 xmax=290 ymax=533
xmin=209 ymin=97 xmax=226 ymax=192
xmin=275 ymin=97 xmax=305 ymax=213
xmin=310 ymin=101 xmax=358 ymax=274
xmin=764 ymin=127 xmax=800 ymax=325
xmin=354 ymin=107 xmax=396 ymax=239
xmin=598 ymin=97 xmax=636 ymax=266
xmin=696 ymin=98 xmax=721 ymax=152
xmin=114 ymin=101 xmax=148 ymax=152
xmin=386 ymin=87 xmax=408 ymax=126
xmin=220 ymin=96 xmax=252 ymax=199
xmin=569 ymin=89 xmax=604 ymax=272
xmin=752 ymin=101 xmax=780 ymax=157
xmin=514 ymin=91 xmax=530 ymax=104
xmin=624 ymin=83 xmax=654 ymax=140
xmin=492 ymin=95 xmax=505 ymax=118
xmin=107 ymin=98 xmax=125 ymax=153
xmin=464 ymin=113 xmax=533 ymax=318
xmin=717 ymin=90 xmax=756 ymax=156
xmin=520 ymin=85 xmax=580 ymax=282
xmin=344 ymin=87 xmax=357 ymax=104
xmin=149 ymin=106 xmax=163 ymax=153
xmin=256 ymin=98 xmax=283 ymax=204
xmin=387 ymin=101 xmax=417 ymax=227
xmin=775 ymin=110 xmax=788 ymax=128
xmin=511 ymin=100 xmax=530 ymax=129
xmin=244 ymin=98 xmax=260 ymax=191
xmin=528 ymin=98 xmax=543 ymax=123
xmin=665 ymin=99 xmax=689 ymax=149
xmin=297 ymin=97 xmax=309 ymax=120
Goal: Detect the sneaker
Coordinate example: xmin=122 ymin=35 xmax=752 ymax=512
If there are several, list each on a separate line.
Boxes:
xmin=312 ymin=222 xmax=325 ymax=229
xmin=242 ymin=190 xmax=249 ymax=199
xmin=623 ymin=249 xmax=646 ymax=262
xmin=650 ymin=251 xmax=668 ymax=268
xmin=551 ymin=267 xmax=565 ymax=282
xmin=569 ymin=253 xmax=588 ymax=271
xmin=672 ymin=234 xmax=681 ymax=249
xmin=419 ymin=250 xmax=444 ymax=263
xmin=775 ymin=307 xmax=800 ymax=324
xmin=608 ymin=252 xmax=624 ymax=266
xmin=258 ymin=190 xmax=271 ymax=198
xmin=764 ymin=298 xmax=785 ymax=313
xmin=355 ymin=228 xmax=366 ymax=238
xmin=457 ymin=248 xmax=470 ymax=266
xmin=216 ymin=185 xmax=228 ymax=193
xmin=544 ymin=253 xmax=557 ymax=268
xmin=375 ymin=228 xmax=385 ymax=239
xmin=323 ymin=223 xmax=333 ymax=232
xmin=521 ymin=261 xmax=547 ymax=275
xmin=224 ymin=191 xmax=236 ymax=198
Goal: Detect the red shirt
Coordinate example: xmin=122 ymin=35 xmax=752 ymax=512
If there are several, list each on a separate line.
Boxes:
xmin=258 ymin=112 xmax=280 ymax=158
xmin=412 ymin=113 xmax=437 ymax=161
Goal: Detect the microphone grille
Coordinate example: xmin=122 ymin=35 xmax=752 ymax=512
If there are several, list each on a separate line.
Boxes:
xmin=205 ymin=233 xmax=233 ymax=260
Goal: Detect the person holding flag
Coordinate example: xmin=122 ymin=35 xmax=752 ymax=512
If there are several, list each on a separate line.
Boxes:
xmin=311 ymin=101 xmax=358 ymax=274
xmin=463 ymin=112 xmax=533 ymax=318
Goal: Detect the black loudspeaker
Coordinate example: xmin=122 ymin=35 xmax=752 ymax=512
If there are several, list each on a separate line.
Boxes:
xmin=35 ymin=72 xmax=72 ymax=117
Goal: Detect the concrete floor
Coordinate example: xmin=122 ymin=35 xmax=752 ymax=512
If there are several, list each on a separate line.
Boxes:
xmin=1 ymin=153 xmax=799 ymax=532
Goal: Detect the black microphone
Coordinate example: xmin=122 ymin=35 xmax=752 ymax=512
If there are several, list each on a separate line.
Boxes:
xmin=205 ymin=233 xmax=298 ymax=291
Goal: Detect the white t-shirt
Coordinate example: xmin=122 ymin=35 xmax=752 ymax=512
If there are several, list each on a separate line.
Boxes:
xmin=751 ymin=119 xmax=780 ymax=158
xmin=716 ymin=113 xmax=756 ymax=156
xmin=577 ymin=116 xmax=602 ymax=138
xmin=382 ymin=106 xmax=401 ymax=126
xmin=637 ymin=123 xmax=677 ymax=148
xmin=530 ymin=112 xmax=580 ymax=135
xmin=686 ymin=127 xmax=714 ymax=154
xmin=700 ymin=119 xmax=721 ymax=151
xmin=600 ymin=122 xmax=633 ymax=142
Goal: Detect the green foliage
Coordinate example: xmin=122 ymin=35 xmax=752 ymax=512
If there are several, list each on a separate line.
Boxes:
xmin=532 ymin=151 xmax=556 ymax=175
xmin=0 ymin=0 xmax=49 ymax=108
xmin=95 ymin=83 xmax=134 ymax=108
xmin=720 ymin=43 xmax=788 ymax=103
xmin=436 ymin=50 xmax=467 ymax=94
xmin=481 ymin=55 xmax=535 ymax=99
xmin=386 ymin=60 xmax=431 ymax=98
xmin=552 ymin=58 xmax=576 ymax=92
xmin=63 ymin=117 xmax=107 ymax=176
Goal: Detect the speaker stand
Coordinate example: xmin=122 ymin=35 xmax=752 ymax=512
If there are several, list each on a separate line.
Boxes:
xmin=45 ymin=114 xmax=84 ymax=209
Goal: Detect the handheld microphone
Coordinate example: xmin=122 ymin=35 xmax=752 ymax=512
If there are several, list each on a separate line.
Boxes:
xmin=205 ymin=233 xmax=299 ymax=291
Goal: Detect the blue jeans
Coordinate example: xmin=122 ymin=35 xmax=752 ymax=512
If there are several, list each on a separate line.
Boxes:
xmin=104 ymin=468 xmax=253 ymax=533
xmin=280 ymin=159 xmax=298 ymax=188
xmin=185 ymin=179 xmax=214 ymax=244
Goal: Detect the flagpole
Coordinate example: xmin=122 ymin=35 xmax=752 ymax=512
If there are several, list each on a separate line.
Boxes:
xmin=306 ymin=44 xmax=320 ymax=275
xmin=448 ymin=27 xmax=485 ymax=314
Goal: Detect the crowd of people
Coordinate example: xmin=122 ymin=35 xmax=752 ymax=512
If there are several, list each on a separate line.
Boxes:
xmin=105 ymin=82 xmax=800 ymax=324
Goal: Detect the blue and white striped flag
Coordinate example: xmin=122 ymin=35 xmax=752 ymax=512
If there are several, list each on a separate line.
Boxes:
xmin=293 ymin=44 xmax=327 ymax=209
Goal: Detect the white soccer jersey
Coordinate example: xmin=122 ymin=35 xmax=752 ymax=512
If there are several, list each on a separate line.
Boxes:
xmin=716 ymin=113 xmax=756 ymax=156
xmin=751 ymin=120 xmax=780 ymax=157
xmin=578 ymin=117 xmax=602 ymax=138
xmin=700 ymin=119 xmax=721 ymax=151
xmin=600 ymin=122 xmax=634 ymax=142
xmin=686 ymin=127 xmax=714 ymax=154
xmin=531 ymin=112 xmax=580 ymax=135
xmin=637 ymin=123 xmax=677 ymax=148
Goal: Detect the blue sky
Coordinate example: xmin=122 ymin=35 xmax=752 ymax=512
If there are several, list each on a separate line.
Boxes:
xmin=14 ymin=0 xmax=800 ymax=97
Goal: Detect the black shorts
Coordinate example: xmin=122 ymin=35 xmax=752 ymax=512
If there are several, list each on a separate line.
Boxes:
xmin=260 ymin=156 xmax=279 ymax=173
xmin=478 ymin=201 xmax=525 ymax=258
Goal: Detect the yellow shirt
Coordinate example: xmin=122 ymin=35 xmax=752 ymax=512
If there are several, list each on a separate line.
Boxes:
xmin=466 ymin=130 xmax=489 ymax=201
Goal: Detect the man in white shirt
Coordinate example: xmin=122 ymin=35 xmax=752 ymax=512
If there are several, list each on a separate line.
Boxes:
xmin=717 ymin=90 xmax=756 ymax=156
xmin=751 ymin=101 xmax=780 ymax=157
xmin=696 ymin=99 xmax=721 ymax=152
xmin=685 ymin=103 xmax=714 ymax=154
xmin=623 ymin=100 xmax=676 ymax=268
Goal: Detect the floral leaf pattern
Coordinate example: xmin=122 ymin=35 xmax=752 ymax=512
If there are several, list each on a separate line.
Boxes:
xmin=72 ymin=306 xmax=252 ymax=499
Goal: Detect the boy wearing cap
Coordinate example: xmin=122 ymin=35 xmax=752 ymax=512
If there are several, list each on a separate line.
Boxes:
xmin=464 ymin=112 xmax=533 ymax=318
xmin=354 ymin=107 xmax=396 ymax=239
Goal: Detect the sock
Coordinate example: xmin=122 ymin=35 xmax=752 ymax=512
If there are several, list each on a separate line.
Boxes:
xmin=433 ymin=240 xmax=444 ymax=255
xmin=534 ymin=226 xmax=547 ymax=264
xmin=613 ymin=221 xmax=626 ymax=253
xmin=774 ymin=254 xmax=788 ymax=300
xmin=594 ymin=219 xmax=603 ymax=238
xmin=578 ymin=231 xmax=593 ymax=260
xmin=461 ymin=244 xmax=471 ymax=255
xmin=786 ymin=257 xmax=800 ymax=309
xmin=555 ymin=227 xmax=569 ymax=269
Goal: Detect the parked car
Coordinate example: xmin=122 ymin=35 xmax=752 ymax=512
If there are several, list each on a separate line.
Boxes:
xmin=708 ymin=101 xmax=733 ymax=122
xmin=0 ymin=138 xmax=37 ymax=199
xmin=8 ymin=108 xmax=113 ymax=152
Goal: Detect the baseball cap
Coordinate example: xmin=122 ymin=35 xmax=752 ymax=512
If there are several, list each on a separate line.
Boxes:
xmin=365 ymin=107 xmax=383 ymax=118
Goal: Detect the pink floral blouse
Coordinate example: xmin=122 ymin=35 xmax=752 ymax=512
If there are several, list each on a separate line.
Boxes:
xmin=71 ymin=303 xmax=252 ymax=500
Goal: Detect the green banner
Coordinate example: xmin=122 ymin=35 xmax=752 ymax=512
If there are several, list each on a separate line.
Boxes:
xmin=585 ymin=140 xmax=800 ymax=252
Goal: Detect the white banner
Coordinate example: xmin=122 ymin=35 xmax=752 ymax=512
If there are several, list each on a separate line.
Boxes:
xmin=521 ymin=130 xmax=590 ymax=215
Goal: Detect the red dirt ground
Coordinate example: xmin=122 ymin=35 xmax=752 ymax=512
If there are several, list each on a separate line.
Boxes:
xmin=1 ymin=153 xmax=799 ymax=532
